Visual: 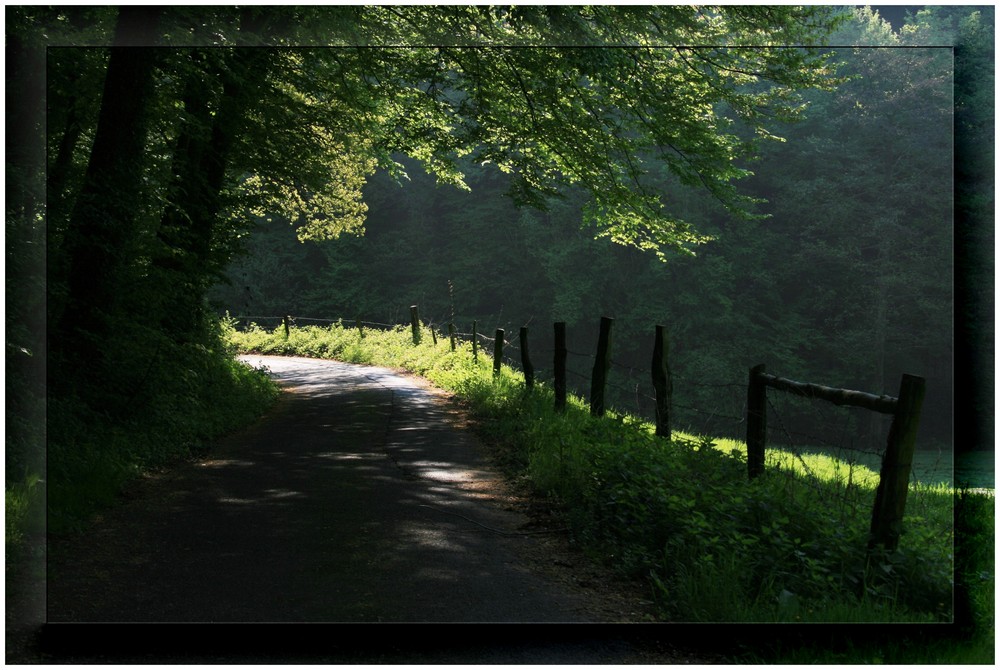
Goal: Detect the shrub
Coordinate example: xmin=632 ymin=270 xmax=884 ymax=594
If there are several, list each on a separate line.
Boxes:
xmin=47 ymin=320 xmax=279 ymax=532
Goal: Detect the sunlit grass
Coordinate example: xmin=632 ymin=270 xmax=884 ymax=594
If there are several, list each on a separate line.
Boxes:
xmin=5 ymin=472 xmax=42 ymax=553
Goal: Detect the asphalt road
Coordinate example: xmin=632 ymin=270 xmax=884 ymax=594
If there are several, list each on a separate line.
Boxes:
xmin=30 ymin=356 xmax=728 ymax=663
xmin=47 ymin=355 xmax=601 ymax=624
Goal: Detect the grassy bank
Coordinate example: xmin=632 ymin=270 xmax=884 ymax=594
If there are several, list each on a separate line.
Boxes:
xmin=38 ymin=333 xmax=280 ymax=537
xmin=228 ymin=319 xmax=992 ymax=659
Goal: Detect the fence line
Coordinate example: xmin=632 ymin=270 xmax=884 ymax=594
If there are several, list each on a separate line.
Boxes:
xmin=229 ymin=308 xmax=928 ymax=551
xmin=762 ymin=391 xmax=885 ymax=456
xmin=232 ymin=311 xmax=749 ymax=434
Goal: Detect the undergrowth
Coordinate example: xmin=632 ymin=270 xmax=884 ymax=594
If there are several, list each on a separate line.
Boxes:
xmin=43 ymin=320 xmax=280 ymax=534
xmin=228 ymin=319 xmax=991 ymax=659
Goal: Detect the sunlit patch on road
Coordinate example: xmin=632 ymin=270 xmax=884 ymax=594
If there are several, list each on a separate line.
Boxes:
xmin=198 ymin=459 xmax=255 ymax=468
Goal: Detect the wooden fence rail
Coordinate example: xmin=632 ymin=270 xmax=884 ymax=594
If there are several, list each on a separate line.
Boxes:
xmin=757 ymin=372 xmax=898 ymax=414
xmin=493 ymin=329 xmax=504 ymax=377
xmin=409 ymin=305 xmax=421 ymax=345
xmin=590 ymin=316 xmax=614 ymax=417
xmin=472 ymin=320 xmax=478 ymax=361
xmin=869 ymin=374 xmax=926 ymax=552
xmin=746 ymin=364 xmax=926 ymax=552
xmin=651 ymin=324 xmax=672 ymax=439
xmin=520 ymin=327 xmax=534 ymax=390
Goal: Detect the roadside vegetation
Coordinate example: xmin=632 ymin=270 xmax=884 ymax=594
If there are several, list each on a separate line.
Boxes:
xmin=19 ymin=329 xmax=280 ymax=541
xmin=229 ymin=321 xmax=993 ymax=662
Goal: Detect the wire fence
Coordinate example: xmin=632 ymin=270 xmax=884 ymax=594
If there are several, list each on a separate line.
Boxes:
xmin=227 ymin=309 xmax=923 ymax=465
xmin=763 ymin=387 xmax=948 ymax=487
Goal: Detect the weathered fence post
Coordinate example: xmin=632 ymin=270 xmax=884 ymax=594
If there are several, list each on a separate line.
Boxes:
xmin=283 ymin=315 xmax=290 ymax=339
xmin=554 ymin=322 xmax=567 ymax=413
xmin=356 ymin=317 xmax=364 ymax=339
xmin=519 ymin=327 xmax=534 ymax=390
xmin=746 ymin=363 xmax=767 ymax=480
xmin=590 ymin=316 xmax=613 ymax=417
xmin=409 ymin=305 xmax=421 ymax=345
xmin=493 ymin=329 xmax=504 ymax=377
xmin=472 ymin=320 xmax=478 ymax=361
xmin=651 ymin=325 xmax=672 ymax=439
xmin=448 ymin=323 xmax=457 ymax=351
xmin=868 ymin=374 xmax=926 ymax=552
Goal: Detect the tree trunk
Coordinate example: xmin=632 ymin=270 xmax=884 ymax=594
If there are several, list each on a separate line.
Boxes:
xmin=45 ymin=87 xmax=84 ymax=233
xmin=51 ymin=7 xmax=162 ymax=374
xmin=151 ymin=48 xmax=274 ymax=341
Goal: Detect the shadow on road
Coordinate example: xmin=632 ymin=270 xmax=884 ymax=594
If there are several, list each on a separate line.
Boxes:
xmin=46 ymin=355 xmax=591 ymax=624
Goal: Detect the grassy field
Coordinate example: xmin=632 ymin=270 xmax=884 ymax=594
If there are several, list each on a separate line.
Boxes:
xmin=773 ymin=445 xmax=991 ymax=490
xmin=227 ymin=318 xmax=992 ymax=662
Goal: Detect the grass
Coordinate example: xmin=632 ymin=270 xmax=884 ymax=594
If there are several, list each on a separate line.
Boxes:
xmin=227 ymin=319 xmax=992 ymax=661
xmin=5 ymin=472 xmax=43 ymax=552
xmin=42 ymin=327 xmax=280 ymax=534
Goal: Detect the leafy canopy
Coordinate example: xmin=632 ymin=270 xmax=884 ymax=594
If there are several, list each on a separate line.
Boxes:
xmin=28 ymin=6 xmax=844 ymax=257
xmin=195 ymin=5 xmax=844 ymax=257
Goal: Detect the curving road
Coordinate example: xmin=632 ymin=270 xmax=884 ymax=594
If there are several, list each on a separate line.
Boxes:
xmin=47 ymin=355 xmax=596 ymax=624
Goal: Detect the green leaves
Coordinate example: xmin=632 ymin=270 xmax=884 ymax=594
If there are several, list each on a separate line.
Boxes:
xmin=179 ymin=6 xmax=844 ymax=257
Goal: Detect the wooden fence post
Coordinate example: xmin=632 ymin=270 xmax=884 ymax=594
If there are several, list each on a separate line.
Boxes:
xmin=868 ymin=374 xmax=926 ymax=552
xmin=472 ymin=320 xmax=478 ymax=361
xmin=590 ymin=316 xmax=613 ymax=417
xmin=519 ymin=327 xmax=534 ymax=390
xmin=283 ymin=315 xmax=290 ymax=339
xmin=554 ymin=322 xmax=567 ymax=413
xmin=356 ymin=317 xmax=364 ymax=338
xmin=493 ymin=329 xmax=504 ymax=377
xmin=409 ymin=305 xmax=421 ymax=345
xmin=746 ymin=363 xmax=767 ymax=480
xmin=651 ymin=325 xmax=672 ymax=439
xmin=448 ymin=323 xmax=456 ymax=352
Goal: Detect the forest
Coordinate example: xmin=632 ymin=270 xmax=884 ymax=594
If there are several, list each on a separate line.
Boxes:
xmin=5 ymin=3 xmax=995 ymax=655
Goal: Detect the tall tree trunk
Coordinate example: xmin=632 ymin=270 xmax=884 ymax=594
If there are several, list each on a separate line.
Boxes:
xmin=51 ymin=7 xmax=161 ymax=378
xmin=46 ymin=72 xmax=85 ymax=238
xmin=151 ymin=48 xmax=274 ymax=341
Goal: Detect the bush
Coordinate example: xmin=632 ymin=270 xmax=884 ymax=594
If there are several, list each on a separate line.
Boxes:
xmin=46 ymin=319 xmax=279 ymax=532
